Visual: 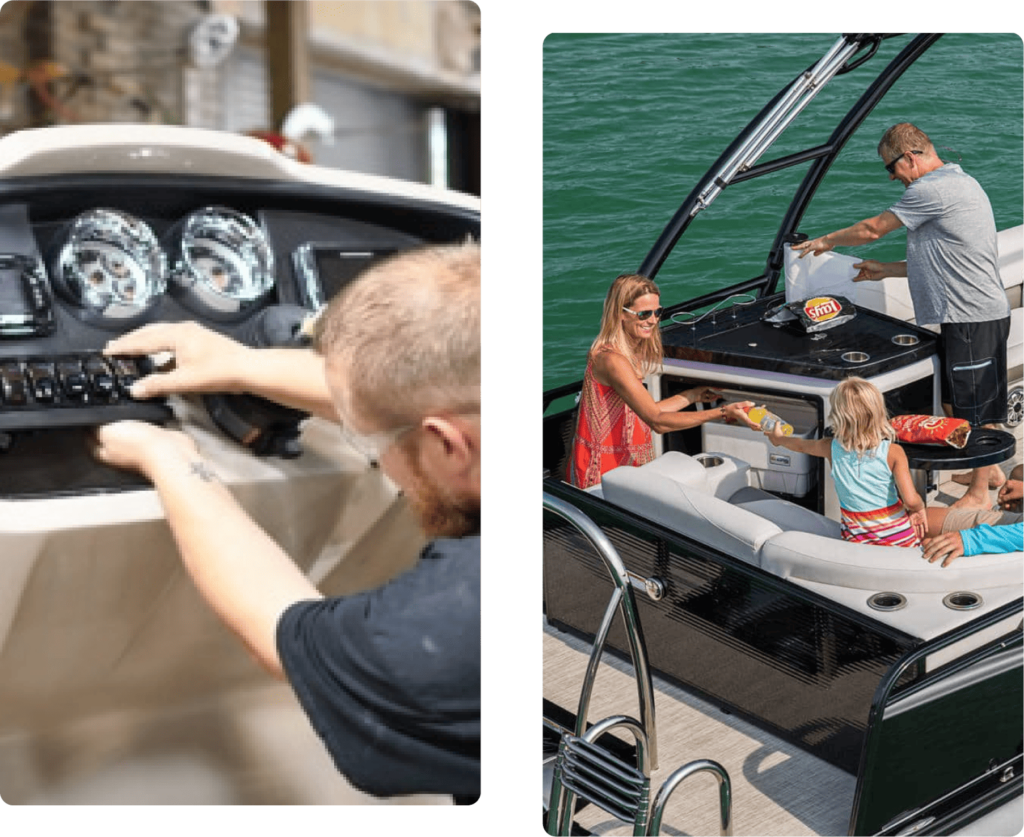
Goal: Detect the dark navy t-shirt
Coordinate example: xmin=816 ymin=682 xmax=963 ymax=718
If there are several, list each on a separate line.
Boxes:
xmin=276 ymin=535 xmax=480 ymax=800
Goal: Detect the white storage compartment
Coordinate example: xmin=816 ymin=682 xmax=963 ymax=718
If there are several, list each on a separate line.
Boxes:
xmin=701 ymin=391 xmax=820 ymax=498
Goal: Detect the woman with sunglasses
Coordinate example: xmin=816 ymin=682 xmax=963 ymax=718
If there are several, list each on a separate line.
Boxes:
xmin=567 ymin=272 xmax=759 ymax=489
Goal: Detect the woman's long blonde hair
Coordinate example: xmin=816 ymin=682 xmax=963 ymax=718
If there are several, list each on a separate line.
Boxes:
xmin=589 ymin=273 xmax=663 ymax=378
xmin=829 ymin=377 xmax=896 ymax=454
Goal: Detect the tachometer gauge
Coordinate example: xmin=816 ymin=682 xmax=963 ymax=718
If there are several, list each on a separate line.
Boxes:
xmin=56 ymin=209 xmax=167 ymax=326
xmin=169 ymin=207 xmax=274 ymax=319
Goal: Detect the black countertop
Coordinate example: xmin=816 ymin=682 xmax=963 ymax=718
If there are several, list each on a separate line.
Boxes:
xmin=661 ymin=295 xmax=938 ymax=380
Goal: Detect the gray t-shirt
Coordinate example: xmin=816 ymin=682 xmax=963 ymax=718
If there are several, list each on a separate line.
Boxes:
xmin=888 ymin=163 xmax=1010 ymax=325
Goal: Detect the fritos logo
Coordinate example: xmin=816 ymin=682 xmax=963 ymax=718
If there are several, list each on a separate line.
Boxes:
xmin=803 ymin=296 xmax=842 ymax=322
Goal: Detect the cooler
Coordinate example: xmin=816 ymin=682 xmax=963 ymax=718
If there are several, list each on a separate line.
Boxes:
xmin=701 ymin=390 xmax=820 ymax=498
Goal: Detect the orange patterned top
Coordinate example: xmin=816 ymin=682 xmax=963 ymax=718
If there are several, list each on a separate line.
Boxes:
xmin=567 ymin=350 xmax=654 ymax=489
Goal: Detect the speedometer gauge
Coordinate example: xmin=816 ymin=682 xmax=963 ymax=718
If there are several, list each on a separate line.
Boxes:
xmin=169 ymin=207 xmax=274 ymax=319
xmin=56 ymin=209 xmax=167 ymax=326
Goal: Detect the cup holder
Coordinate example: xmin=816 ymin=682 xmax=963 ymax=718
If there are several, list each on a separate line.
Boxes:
xmin=841 ymin=351 xmax=870 ymax=364
xmin=696 ymin=454 xmax=724 ymax=469
xmin=867 ymin=592 xmax=907 ymax=612
xmin=943 ymin=591 xmax=983 ymax=611
xmin=891 ymin=334 xmax=920 ymax=346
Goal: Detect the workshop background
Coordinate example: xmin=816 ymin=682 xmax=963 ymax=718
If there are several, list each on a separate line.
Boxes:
xmin=0 ymin=0 xmax=480 ymax=194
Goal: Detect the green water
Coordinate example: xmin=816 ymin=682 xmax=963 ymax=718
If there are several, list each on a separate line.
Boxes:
xmin=543 ymin=33 xmax=1024 ymax=391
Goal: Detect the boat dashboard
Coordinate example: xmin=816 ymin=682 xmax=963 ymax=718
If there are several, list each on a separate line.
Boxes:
xmin=0 ymin=127 xmax=478 ymax=803
xmin=0 ymin=128 xmax=479 ymax=498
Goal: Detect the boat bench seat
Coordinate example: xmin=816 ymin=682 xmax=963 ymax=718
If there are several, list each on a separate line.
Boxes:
xmin=601 ymin=453 xmax=841 ymax=567
xmin=600 ymin=452 xmax=1022 ymax=594
xmin=724 ymin=485 xmax=1021 ymax=593
xmin=728 ymin=486 xmax=841 ymax=539
xmin=601 ymin=454 xmax=781 ymax=567
xmin=761 ymin=530 xmax=1022 ymax=593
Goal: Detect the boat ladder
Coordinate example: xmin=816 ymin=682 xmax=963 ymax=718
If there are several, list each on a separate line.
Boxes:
xmin=543 ymin=492 xmax=733 ymax=836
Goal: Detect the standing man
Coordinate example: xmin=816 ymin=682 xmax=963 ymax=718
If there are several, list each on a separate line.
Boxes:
xmin=793 ymin=123 xmax=1011 ymax=509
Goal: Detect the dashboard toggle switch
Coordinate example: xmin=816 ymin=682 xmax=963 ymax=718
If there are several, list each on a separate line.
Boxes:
xmin=109 ymin=357 xmax=143 ymax=397
xmin=0 ymin=361 xmax=27 ymax=406
xmin=24 ymin=361 xmax=57 ymax=403
xmin=83 ymin=356 xmax=117 ymax=401
xmin=55 ymin=359 xmax=89 ymax=401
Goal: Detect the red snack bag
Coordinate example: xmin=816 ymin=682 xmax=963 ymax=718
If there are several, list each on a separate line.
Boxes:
xmin=891 ymin=414 xmax=971 ymax=449
xmin=783 ymin=295 xmax=857 ymax=333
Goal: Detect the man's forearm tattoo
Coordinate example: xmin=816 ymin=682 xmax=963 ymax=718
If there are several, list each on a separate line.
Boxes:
xmin=189 ymin=461 xmax=217 ymax=482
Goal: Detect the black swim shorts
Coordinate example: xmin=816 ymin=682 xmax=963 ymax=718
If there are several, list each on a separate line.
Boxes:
xmin=938 ymin=316 xmax=1011 ymax=426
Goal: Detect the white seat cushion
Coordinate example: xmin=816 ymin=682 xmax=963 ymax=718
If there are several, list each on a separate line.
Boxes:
xmin=761 ymin=530 xmax=1022 ymax=593
xmin=729 ymin=487 xmax=842 ymax=539
xmin=601 ymin=460 xmax=781 ymax=566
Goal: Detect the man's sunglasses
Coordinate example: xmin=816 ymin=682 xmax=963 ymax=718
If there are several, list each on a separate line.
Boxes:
xmin=623 ymin=306 xmax=664 ymax=321
xmin=884 ymin=149 xmax=922 ymax=175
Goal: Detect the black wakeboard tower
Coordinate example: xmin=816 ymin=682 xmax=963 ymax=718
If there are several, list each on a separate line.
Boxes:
xmin=544 ymin=33 xmax=941 ymax=409
xmin=642 ymin=33 xmax=942 ymax=311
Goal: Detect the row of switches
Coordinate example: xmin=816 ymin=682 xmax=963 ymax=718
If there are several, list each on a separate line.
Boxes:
xmin=0 ymin=356 xmax=144 ymax=408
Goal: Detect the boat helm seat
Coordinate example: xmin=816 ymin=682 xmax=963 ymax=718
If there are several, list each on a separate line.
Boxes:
xmin=601 ymin=456 xmax=781 ymax=566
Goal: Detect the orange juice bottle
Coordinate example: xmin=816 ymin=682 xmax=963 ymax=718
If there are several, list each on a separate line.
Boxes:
xmin=745 ymin=405 xmax=794 ymax=436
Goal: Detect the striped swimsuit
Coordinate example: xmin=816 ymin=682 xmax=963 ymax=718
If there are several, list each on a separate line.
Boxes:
xmin=830 ymin=439 xmax=921 ymax=548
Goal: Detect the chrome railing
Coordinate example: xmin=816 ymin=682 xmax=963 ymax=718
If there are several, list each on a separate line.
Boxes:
xmin=543 ymin=492 xmax=659 ymax=767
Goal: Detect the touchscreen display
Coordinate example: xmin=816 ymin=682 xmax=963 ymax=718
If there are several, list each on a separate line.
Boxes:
xmin=0 ymin=262 xmax=29 ymax=314
xmin=0 ymin=256 xmax=55 ymax=337
xmin=293 ymin=245 xmax=399 ymax=309
xmin=314 ymin=249 xmax=394 ymax=303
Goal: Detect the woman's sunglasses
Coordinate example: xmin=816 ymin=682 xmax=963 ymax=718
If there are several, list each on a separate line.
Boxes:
xmin=623 ymin=305 xmax=664 ymax=321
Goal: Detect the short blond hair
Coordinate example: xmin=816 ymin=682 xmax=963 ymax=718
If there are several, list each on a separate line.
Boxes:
xmin=315 ymin=240 xmax=480 ymax=427
xmin=878 ymin=123 xmax=935 ymax=162
xmin=829 ymin=377 xmax=896 ymax=454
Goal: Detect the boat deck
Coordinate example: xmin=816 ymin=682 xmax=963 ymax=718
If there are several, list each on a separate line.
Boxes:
xmin=544 ymin=622 xmax=856 ymax=835
xmin=544 ymin=453 xmax=1021 ymax=836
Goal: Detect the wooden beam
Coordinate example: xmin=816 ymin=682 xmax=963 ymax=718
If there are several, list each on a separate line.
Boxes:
xmin=264 ymin=0 xmax=309 ymax=130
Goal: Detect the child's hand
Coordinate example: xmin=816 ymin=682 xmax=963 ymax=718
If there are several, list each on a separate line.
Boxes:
xmin=908 ymin=507 xmax=927 ymax=544
xmin=765 ymin=420 xmax=787 ymax=446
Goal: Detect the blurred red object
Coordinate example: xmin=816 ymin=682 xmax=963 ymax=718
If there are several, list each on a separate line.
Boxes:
xmin=245 ymin=130 xmax=311 ymax=163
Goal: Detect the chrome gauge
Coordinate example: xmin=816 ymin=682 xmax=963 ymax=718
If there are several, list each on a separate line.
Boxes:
xmin=57 ymin=209 xmax=167 ymax=324
xmin=170 ymin=207 xmax=274 ymax=319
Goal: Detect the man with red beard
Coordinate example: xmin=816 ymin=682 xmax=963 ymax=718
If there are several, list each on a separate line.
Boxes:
xmin=92 ymin=242 xmax=480 ymax=803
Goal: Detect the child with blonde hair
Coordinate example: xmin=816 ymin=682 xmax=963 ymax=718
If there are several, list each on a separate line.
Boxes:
xmin=764 ymin=377 xmax=926 ymax=547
